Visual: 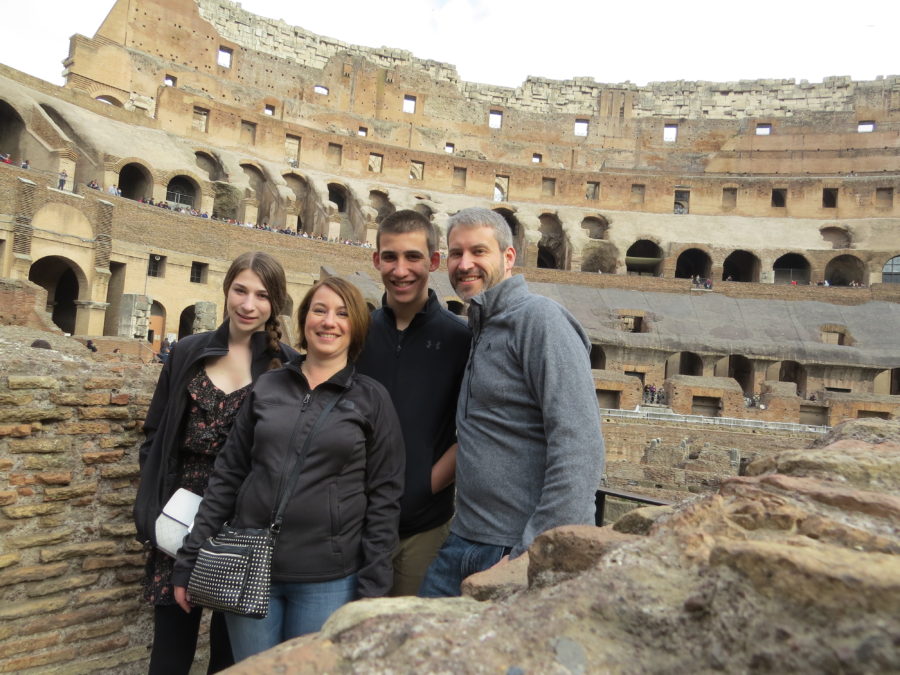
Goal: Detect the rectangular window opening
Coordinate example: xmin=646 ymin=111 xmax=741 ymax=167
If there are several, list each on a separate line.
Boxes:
xmin=285 ymin=134 xmax=301 ymax=166
xmin=532 ymin=153 xmax=542 ymax=164
xmin=452 ymin=166 xmax=467 ymax=188
xmin=875 ymin=187 xmax=893 ymax=207
xmin=444 ymin=142 xmax=455 ymax=154
xmin=368 ymin=153 xmax=383 ymax=173
xmin=494 ymin=175 xmax=509 ymax=202
xmin=192 ymin=107 xmax=209 ymax=133
xmin=489 ymin=110 xmax=503 ymax=129
xmin=190 ymin=262 xmax=208 ymax=284
xmin=402 ymin=95 xmax=417 ymax=114
xmin=358 ymin=126 xmax=368 ymax=137
xmin=674 ymin=189 xmax=690 ymax=215
xmin=164 ymin=74 xmax=177 ymax=87
xmin=585 ymin=181 xmax=600 ymax=201
xmin=542 ymin=177 xmax=556 ymax=197
xmin=771 ymin=188 xmax=787 ymax=208
xmin=263 ymin=104 xmax=275 ymax=116
xmin=409 ymin=160 xmax=424 ymax=180
xmin=755 ymin=123 xmax=772 ymax=136
xmin=240 ymin=120 xmax=256 ymax=145
xmin=857 ymin=120 xmax=875 ymax=133
xmin=663 ymin=124 xmax=678 ymax=142
xmin=822 ymin=188 xmax=838 ymax=208
xmin=217 ymin=47 xmax=233 ymax=68
xmin=147 ymin=254 xmax=166 ymax=278
xmin=722 ymin=187 xmax=737 ymax=208
xmin=327 ymin=143 xmax=343 ymax=166
xmin=574 ymin=119 xmax=589 ymax=137
xmin=314 ymin=85 xmax=329 ymax=95
xmin=631 ymin=183 xmax=645 ymax=204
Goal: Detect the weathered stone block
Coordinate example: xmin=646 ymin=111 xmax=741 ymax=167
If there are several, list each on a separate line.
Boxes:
xmin=9 ymin=527 xmax=74 ymax=549
xmin=98 ymin=492 xmax=136 ymax=506
xmin=0 ymin=595 xmax=68 ymax=620
xmin=0 ymin=491 xmax=17 ymax=506
xmin=36 ymin=471 xmax=72 ymax=485
xmin=0 ymin=423 xmax=33 ymax=437
xmin=82 ymin=377 xmax=122 ymax=390
xmin=51 ymin=392 xmax=110 ymax=406
xmin=0 ymin=553 xmax=21 ymax=569
xmin=8 ymin=437 xmax=70 ymax=453
xmin=0 ymin=406 xmax=72 ymax=423
xmin=78 ymin=406 xmax=132 ymax=420
xmin=43 ymin=482 xmax=97 ymax=501
xmin=7 ymin=376 xmax=59 ymax=390
xmin=0 ymin=633 xmax=61 ymax=659
xmin=40 ymin=540 xmax=116 ymax=562
xmin=56 ymin=421 xmax=111 ymax=435
xmin=0 ymin=392 xmax=34 ymax=405
xmin=100 ymin=522 xmax=136 ymax=537
xmin=99 ymin=463 xmax=138 ymax=478
xmin=27 ymin=572 xmax=100 ymax=597
xmin=83 ymin=450 xmax=126 ymax=464
xmin=0 ymin=561 xmax=68 ymax=587
xmin=76 ymin=584 xmax=140 ymax=605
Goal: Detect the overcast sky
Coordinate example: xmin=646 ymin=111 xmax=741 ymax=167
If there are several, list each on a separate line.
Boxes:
xmin=3 ymin=0 xmax=898 ymax=88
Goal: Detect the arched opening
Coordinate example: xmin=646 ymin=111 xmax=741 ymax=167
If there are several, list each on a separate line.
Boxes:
xmin=213 ymin=182 xmax=241 ymax=221
xmin=195 ymin=151 xmax=226 ymax=182
xmin=581 ymin=245 xmax=617 ymax=274
xmin=413 ymin=203 xmax=434 ymax=221
xmin=773 ymin=253 xmax=811 ymax=285
xmin=95 ymin=95 xmax=123 ymax=107
xmin=28 ymin=256 xmax=82 ymax=335
xmin=715 ymin=354 xmax=754 ymax=394
xmin=178 ymin=305 xmax=196 ymax=339
xmin=882 ymin=255 xmax=900 ymax=284
xmin=674 ymin=248 xmax=712 ymax=280
xmin=166 ymin=175 xmax=199 ymax=209
xmin=148 ymin=301 xmax=166 ymax=354
xmin=283 ymin=174 xmax=310 ymax=232
xmin=118 ymin=162 xmax=153 ymax=200
xmin=765 ymin=360 xmax=807 ymax=396
xmin=625 ymin=240 xmax=662 ymax=276
xmin=39 ymin=104 xmax=89 ymax=153
xmin=493 ymin=208 xmax=526 ymax=266
xmin=820 ymin=226 xmax=852 ymax=249
xmin=665 ymin=351 xmax=703 ymax=378
xmin=368 ymin=190 xmax=395 ymax=224
xmin=327 ymin=183 xmax=348 ymax=213
xmin=873 ymin=368 xmax=900 ymax=395
xmin=590 ymin=344 xmax=606 ymax=369
xmin=581 ymin=216 xmax=608 ymax=240
xmin=824 ymin=254 xmax=866 ymax=286
xmin=242 ymin=164 xmax=275 ymax=224
xmin=0 ymin=99 xmax=27 ymax=164
xmin=722 ymin=250 xmax=760 ymax=282
xmin=538 ymin=213 xmax=568 ymax=270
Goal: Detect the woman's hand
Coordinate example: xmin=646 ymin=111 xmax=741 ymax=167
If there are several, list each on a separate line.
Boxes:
xmin=174 ymin=585 xmax=193 ymax=613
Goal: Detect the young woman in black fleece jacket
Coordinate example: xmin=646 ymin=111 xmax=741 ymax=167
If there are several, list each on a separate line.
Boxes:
xmin=172 ymin=276 xmax=404 ymax=664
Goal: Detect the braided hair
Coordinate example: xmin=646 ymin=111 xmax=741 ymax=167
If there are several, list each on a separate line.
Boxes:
xmin=222 ymin=251 xmax=289 ymax=370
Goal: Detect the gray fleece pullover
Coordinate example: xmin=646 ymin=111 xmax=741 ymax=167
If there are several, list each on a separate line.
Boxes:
xmin=452 ymin=274 xmax=605 ymax=558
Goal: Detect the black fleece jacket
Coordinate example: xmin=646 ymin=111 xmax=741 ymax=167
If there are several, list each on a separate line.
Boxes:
xmin=170 ymin=358 xmax=405 ymax=598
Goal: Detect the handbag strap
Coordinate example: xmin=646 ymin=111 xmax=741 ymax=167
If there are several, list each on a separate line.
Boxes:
xmin=269 ymin=388 xmax=344 ymax=535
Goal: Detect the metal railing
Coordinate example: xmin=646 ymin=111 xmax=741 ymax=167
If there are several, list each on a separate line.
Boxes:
xmin=599 ymin=407 xmax=829 ymax=434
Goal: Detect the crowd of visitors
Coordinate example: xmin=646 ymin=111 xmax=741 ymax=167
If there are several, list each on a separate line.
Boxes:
xmin=642 ymin=384 xmax=666 ymax=405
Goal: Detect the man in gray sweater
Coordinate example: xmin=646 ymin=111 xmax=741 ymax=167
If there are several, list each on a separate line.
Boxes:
xmin=419 ymin=207 xmax=605 ymax=597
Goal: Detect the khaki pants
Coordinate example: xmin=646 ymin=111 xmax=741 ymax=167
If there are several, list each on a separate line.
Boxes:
xmin=390 ymin=520 xmax=452 ymax=597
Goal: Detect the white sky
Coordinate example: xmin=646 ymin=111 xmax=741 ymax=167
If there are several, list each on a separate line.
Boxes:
xmin=2 ymin=0 xmax=899 ymax=88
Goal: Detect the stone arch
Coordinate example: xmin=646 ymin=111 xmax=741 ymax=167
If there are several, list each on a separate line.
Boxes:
xmin=166 ymin=174 xmax=201 ymax=209
xmin=32 ymin=202 xmax=93 ymax=241
xmin=148 ymin=301 xmax=166 ymax=353
xmin=722 ymin=250 xmax=760 ymax=282
xmin=538 ymin=213 xmax=569 ymax=270
xmin=824 ymin=254 xmax=866 ymax=286
xmin=674 ymin=248 xmax=712 ymax=279
xmin=118 ymin=161 xmax=153 ymax=200
xmin=28 ymin=256 xmax=88 ymax=335
xmin=882 ymin=255 xmax=900 ymax=284
xmin=714 ymin=354 xmax=754 ymax=394
xmin=581 ymin=216 xmax=608 ymax=240
xmin=212 ymin=182 xmax=241 ymax=221
xmin=0 ymin=99 xmax=27 ymax=162
xmin=178 ymin=305 xmax=197 ymax=339
xmin=195 ymin=150 xmax=226 ymax=182
xmin=368 ymin=190 xmax=395 ymax=224
xmin=873 ymin=368 xmax=900 ymax=395
xmin=625 ymin=239 xmax=663 ymax=276
xmin=241 ymin=163 xmax=275 ymax=224
xmin=820 ymin=226 xmax=852 ymax=249
xmin=95 ymin=95 xmax=123 ymax=107
xmin=493 ymin=208 xmax=526 ymax=266
xmin=284 ymin=173 xmax=312 ymax=232
xmin=665 ymin=351 xmax=703 ymax=378
xmin=327 ymin=183 xmax=348 ymax=213
xmin=590 ymin=344 xmax=606 ymax=369
xmin=765 ymin=360 xmax=807 ymax=396
xmin=773 ymin=253 xmax=811 ymax=285
xmin=413 ymin=203 xmax=434 ymax=221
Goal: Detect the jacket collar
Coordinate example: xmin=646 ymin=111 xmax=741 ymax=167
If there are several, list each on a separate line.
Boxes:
xmin=468 ymin=274 xmax=528 ymax=326
xmin=379 ymin=289 xmax=438 ymax=329
xmin=204 ymin=320 xmax=276 ymax=378
xmin=285 ymin=354 xmax=355 ymax=390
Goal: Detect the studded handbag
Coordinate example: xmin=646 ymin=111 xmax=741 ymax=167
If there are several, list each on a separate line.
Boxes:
xmin=186 ymin=389 xmax=343 ymax=617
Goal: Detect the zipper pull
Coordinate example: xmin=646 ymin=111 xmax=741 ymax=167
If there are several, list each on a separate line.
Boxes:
xmin=301 ymin=392 xmax=311 ymax=411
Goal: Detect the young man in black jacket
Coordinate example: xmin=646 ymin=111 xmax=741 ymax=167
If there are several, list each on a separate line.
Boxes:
xmin=356 ymin=210 xmax=471 ymax=596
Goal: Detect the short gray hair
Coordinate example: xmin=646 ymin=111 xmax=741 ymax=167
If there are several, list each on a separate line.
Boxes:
xmin=446 ymin=208 xmax=513 ymax=252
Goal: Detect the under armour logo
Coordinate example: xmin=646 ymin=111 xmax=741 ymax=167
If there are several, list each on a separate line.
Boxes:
xmin=425 ymin=340 xmax=442 ymax=350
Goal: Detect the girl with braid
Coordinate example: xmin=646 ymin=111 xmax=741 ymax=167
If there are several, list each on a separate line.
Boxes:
xmin=134 ymin=251 xmax=298 ymax=674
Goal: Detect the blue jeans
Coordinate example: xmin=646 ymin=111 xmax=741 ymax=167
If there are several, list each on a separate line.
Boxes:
xmin=418 ymin=533 xmax=511 ymax=598
xmin=224 ymin=575 xmax=357 ymax=662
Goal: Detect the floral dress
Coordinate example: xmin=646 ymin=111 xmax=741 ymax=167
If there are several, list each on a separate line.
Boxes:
xmin=142 ymin=370 xmax=251 ymax=605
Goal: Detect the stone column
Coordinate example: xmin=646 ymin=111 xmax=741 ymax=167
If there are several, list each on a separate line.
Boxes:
xmin=74 ymin=300 xmax=110 ymax=336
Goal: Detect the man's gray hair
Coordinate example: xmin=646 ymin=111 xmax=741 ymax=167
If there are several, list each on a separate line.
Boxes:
xmin=446 ymin=208 xmax=513 ymax=252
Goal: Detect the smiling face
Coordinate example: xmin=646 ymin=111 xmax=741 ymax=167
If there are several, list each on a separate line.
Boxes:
xmin=225 ymin=268 xmax=272 ymax=338
xmin=303 ymin=284 xmax=351 ymax=362
xmin=373 ymin=230 xmax=440 ymax=313
xmin=448 ymin=224 xmax=516 ymax=301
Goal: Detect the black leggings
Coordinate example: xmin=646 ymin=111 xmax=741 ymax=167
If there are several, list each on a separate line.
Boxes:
xmin=148 ymin=605 xmax=233 ymax=675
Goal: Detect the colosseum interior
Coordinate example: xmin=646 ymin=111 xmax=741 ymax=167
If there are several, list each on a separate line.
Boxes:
xmin=0 ymin=1 xmax=898 ymax=670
